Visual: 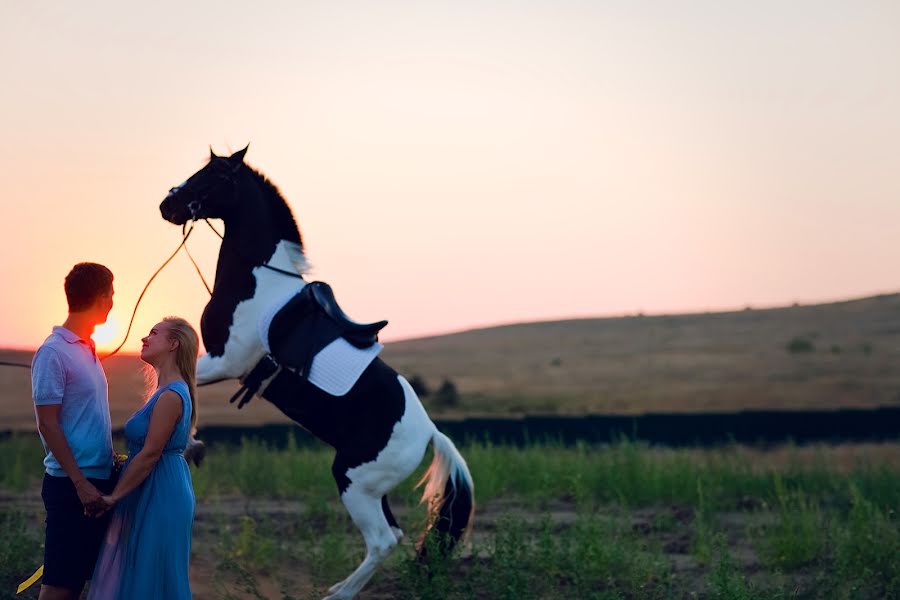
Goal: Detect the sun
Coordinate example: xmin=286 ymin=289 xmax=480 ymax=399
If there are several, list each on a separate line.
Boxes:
xmin=92 ymin=315 xmax=121 ymax=350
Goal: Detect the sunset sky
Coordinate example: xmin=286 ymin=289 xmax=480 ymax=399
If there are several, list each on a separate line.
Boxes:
xmin=2 ymin=1 xmax=899 ymax=353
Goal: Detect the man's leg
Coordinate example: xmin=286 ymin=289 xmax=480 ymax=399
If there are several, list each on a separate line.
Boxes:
xmin=38 ymin=584 xmax=80 ymax=600
xmin=80 ymin=475 xmax=117 ymax=595
xmin=39 ymin=475 xmax=90 ymax=599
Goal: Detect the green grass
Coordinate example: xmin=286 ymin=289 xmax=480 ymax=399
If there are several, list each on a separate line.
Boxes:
xmin=0 ymin=511 xmax=42 ymax=600
xmin=752 ymin=473 xmax=826 ymax=570
xmin=0 ymin=435 xmax=45 ymax=492
xmin=830 ymin=484 xmax=900 ymax=599
xmin=407 ymin=512 xmax=673 ymax=600
xmin=706 ymin=536 xmax=791 ymax=600
xmin=2 ymin=435 xmax=899 ymax=598
xmin=3 ymin=434 xmax=900 ymax=513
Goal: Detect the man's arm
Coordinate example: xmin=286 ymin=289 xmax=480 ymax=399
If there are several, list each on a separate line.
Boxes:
xmin=35 ymin=404 xmax=103 ymax=512
xmin=32 ymin=346 xmax=103 ymax=514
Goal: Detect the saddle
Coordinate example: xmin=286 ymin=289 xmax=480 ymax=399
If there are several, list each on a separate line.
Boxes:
xmin=230 ymin=281 xmax=387 ymax=408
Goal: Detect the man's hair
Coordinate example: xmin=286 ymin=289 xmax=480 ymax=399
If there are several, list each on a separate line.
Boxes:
xmin=64 ymin=263 xmax=114 ymax=312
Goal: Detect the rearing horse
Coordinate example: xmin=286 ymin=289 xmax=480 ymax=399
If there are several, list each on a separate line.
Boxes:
xmin=159 ymin=146 xmax=474 ymax=600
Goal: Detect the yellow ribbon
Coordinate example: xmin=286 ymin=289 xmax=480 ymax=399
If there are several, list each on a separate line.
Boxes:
xmin=16 ymin=564 xmax=43 ymax=594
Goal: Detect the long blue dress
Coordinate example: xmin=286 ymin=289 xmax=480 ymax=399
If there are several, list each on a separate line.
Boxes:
xmin=88 ymin=381 xmax=195 ymax=599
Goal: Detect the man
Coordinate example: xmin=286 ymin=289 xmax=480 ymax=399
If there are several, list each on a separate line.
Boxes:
xmin=32 ymin=263 xmax=116 ymax=600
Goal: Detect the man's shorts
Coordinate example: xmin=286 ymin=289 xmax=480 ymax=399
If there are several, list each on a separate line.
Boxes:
xmin=41 ymin=473 xmax=117 ymax=591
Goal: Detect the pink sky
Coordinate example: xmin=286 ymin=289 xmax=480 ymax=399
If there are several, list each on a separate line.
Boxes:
xmin=2 ymin=1 xmax=899 ymax=352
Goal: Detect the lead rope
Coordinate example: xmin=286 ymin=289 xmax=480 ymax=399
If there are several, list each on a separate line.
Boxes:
xmin=99 ymin=222 xmax=197 ymax=361
xmin=182 ymin=223 xmax=213 ymax=296
xmin=202 ymin=218 xmax=304 ymax=280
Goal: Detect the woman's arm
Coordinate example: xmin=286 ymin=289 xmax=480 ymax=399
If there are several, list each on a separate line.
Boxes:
xmin=106 ymin=390 xmax=183 ymax=504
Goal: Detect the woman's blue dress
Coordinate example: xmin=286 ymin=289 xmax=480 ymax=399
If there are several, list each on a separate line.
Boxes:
xmin=88 ymin=381 xmax=195 ymax=599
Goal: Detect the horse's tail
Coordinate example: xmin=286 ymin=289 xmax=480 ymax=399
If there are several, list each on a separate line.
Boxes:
xmin=415 ymin=429 xmax=475 ymax=560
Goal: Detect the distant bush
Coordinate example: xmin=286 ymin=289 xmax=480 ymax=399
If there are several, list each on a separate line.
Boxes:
xmin=408 ymin=374 xmax=430 ymax=397
xmin=786 ymin=338 xmax=814 ymax=354
xmin=830 ymin=345 xmax=841 ymax=354
xmin=434 ymin=378 xmax=460 ymax=407
xmin=860 ymin=342 xmax=873 ymax=356
xmin=550 ymin=357 xmax=562 ymax=367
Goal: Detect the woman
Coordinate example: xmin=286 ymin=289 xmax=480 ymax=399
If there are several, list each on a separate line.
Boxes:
xmin=88 ymin=317 xmax=198 ymax=599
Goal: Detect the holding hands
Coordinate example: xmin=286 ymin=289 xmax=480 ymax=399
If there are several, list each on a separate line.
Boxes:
xmin=79 ymin=450 xmax=127 ymax=517
xmin=92 ymin=495 xmax=116 ymax=517
xmin=82 ymin=491 xmax=116 ymax=518
xmin=75 ymin=479 xmax=110 ymax=517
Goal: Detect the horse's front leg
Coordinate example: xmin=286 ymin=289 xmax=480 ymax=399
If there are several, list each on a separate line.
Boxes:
xmin=196 ymin=353 xmax=244 ymax=386
xmin=185 ymin=353 xmax=244 ymax=467
xmin=187 ymin=350 xmax=262 ymax=467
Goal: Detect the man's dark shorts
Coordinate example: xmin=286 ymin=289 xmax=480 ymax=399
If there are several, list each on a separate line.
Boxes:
xmin=41 ymin=473 xmax=117 ymax=591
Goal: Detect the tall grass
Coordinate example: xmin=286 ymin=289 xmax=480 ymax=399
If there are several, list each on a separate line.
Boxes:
xmin=830 ymin=484 xmax=900 ymax=598
xmin=2 ymin=435 xmax=898 ymax=598
xmin=2 ymin=434 xmax=899 ymax=510
xmin=0 ymin=436 xmax=45 ymax=492
xmin=0 ymin=511 xmax=42 ymax=600
xmin=753 ymin=473 xmax=826 ymax=570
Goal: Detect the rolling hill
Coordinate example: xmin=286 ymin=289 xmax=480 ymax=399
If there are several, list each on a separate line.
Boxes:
xmin=2 ymin=293 xmax=899 ymax=431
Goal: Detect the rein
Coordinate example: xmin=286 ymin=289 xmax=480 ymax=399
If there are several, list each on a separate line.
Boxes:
xmin=182 ymin=163 xmax=306 ymax=283
xmin=200 ymin=218 xmax=305 ymax=280
xmin=101 ymin=222 xmax=197 ymax=360
xmin=0 ymin=360 xmax=32 ymax=369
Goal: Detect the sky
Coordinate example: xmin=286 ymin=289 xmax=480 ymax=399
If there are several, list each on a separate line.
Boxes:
xmin=1 ymin=1 xmax=899 ymax=352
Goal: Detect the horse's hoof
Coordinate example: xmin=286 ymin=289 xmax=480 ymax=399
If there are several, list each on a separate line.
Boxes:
xmin=184 ymin=439 xmax=206 ymax=467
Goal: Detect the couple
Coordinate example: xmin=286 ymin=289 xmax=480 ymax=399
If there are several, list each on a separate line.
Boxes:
xmin=32 ymin=263 xmax=197 ymax=599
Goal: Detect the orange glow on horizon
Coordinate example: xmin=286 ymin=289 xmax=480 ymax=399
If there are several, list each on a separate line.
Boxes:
xmin=91 ymin=314 xmax=122 ymax=352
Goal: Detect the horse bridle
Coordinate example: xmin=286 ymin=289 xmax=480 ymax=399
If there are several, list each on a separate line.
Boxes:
xmin=179 ymin=165 xmax=306 ymax=288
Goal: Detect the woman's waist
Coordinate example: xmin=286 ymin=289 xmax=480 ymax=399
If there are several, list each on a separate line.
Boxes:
xmin=125 ymin=446 xmax=187 ymax=457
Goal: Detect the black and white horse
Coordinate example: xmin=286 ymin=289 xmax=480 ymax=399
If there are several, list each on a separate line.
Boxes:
xmin=159 ymin=147 xmax=474 ymax=600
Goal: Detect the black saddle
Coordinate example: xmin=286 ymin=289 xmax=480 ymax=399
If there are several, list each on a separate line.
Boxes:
xmin=232 ymin=281 xmax=388 ymax=409
xmin=304 ymin=281 xmax=388 ymax=342
xmin=268 ymin=281 xmax=387 ymax=374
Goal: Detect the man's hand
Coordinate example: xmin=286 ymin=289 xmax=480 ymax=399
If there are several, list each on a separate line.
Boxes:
xmin=88 ymin=495 xmax=116 ymax=519
xmin=74 ymin=479 xmax=103 ymax=516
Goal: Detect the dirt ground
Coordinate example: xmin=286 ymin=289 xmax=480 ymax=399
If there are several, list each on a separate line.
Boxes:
xmin=14 ymin=496 xmax=784 ymax=600
xmin=185 ymin=496 xmax=782 ymax=600
xmin=0 ymin=486 xmax=857 ymax=599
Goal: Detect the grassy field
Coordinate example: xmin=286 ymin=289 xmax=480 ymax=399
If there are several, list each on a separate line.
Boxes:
xmin=2 ymin=435 xmax=898 ymax=599
xmin=2 ymin=292 xmax=900 ymax=430
xmin=3 ymin=294 xmax=899 ymax=596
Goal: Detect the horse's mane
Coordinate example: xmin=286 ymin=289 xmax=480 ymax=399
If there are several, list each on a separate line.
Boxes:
xmin=244 ymin=165 xmax=303 ymax=247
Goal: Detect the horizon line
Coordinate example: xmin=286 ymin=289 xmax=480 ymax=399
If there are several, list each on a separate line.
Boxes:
xmin=4 ymin=288 xmax=895 ymax=354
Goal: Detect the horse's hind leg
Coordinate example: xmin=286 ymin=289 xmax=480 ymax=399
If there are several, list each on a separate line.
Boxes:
xmin=382 ymin=495 xmax=404 ymax=542
xmin=324 ymin=486 xmax=398 ymax=600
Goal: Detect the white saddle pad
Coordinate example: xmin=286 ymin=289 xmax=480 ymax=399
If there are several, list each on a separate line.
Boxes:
xmin=258 ymin=286 xmax=383 ymax=397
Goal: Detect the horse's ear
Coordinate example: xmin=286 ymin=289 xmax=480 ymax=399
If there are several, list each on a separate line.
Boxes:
xmin=209 ymin=146 xmax=218 ymax=160
xmin=229 ymin=144 xmax=249 ymax=168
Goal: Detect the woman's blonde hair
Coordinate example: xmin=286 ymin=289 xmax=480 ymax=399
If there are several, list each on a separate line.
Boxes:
xmin=163 ymin=316 xmax=199 ymax=435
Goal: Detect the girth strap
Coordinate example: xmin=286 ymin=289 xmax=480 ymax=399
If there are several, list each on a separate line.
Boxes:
xmin=229 ymin=355 xmax=280 ymax=409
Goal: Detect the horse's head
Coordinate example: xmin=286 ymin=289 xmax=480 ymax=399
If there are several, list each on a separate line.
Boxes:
xmin=160 ymin=146 xmax=249 ymax=225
